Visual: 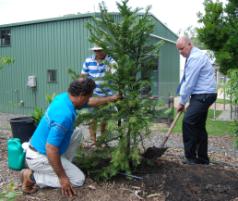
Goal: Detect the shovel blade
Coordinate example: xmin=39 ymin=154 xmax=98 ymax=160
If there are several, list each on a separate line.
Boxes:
xmin=143 ymin=146 xmax=168 ymax=159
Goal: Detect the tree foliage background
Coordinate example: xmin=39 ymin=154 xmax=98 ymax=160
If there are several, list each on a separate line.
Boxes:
xmin=197 ymin=0 xmax=238 ymax=75
xmin=75 ymin=0 xmax=162 ymax=180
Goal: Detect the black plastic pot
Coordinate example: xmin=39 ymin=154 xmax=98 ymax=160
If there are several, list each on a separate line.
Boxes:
xmin=9 ymin=116 xmax=36 ymax=143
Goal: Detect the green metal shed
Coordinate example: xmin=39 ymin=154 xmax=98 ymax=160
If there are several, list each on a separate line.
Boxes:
xmin=0 ymin=13 xmax=179 ymax=115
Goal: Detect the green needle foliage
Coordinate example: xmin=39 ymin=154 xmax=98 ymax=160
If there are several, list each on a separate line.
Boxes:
xmin=75 ymin=0 xmax=163 ymax=180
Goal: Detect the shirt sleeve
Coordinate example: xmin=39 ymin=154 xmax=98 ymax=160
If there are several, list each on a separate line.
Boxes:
xmin=179 ymin=56 xmax=204 ymax=105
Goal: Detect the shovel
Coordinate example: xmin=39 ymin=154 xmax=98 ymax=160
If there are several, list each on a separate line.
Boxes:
xmin=160 ymin=111 xmax=182 ymax=148
xmin=143 ymin=111 xmax=182 ymax=159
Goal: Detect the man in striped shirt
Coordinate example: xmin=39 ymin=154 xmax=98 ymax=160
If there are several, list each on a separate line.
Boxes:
xmin=81 ymin=45 xmax=117 ymax=145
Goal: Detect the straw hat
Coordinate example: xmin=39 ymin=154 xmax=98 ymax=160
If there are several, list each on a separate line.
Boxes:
xmin=90 ymin=45 xmax=103 ymax=51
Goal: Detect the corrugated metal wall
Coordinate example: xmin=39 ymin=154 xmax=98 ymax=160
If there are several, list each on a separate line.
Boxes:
xmin=0 ymin=13 xmax=179 ymax=115
xmin=158 ymin=42 xmax=179 ymax=98
xmin=0 ymin=17 xmax=93 ymax=114
xmin=150 ymin=16 xmax=179 ymax=99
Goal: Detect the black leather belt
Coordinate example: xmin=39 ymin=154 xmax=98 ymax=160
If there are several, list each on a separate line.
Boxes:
xmin=29 ymin=145 xmax=37 ymax=152
xmin=191 ymin=93 xmax=217 ymax=97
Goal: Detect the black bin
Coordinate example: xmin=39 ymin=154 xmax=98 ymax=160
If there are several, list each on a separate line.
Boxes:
xmin=10 ymin=116 xmax=36 ymax=143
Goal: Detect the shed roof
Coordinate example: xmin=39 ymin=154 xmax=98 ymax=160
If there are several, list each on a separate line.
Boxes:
xmin=0 ymin=13 xmax=94 ymax=28
xmin=0 ymin=12 xmax=177 ymax=38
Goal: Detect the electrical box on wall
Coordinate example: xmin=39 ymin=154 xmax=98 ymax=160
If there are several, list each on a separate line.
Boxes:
xmin=27 ymin=75 xmax=37 ymax=87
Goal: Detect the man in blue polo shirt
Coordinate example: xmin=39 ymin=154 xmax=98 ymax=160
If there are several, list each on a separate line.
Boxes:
xmin=21 ymin=78 xmax=119 ymax=197
xmin=81 ymin=45 xmax=117 ymax=145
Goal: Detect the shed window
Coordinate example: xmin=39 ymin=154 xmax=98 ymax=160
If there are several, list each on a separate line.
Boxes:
xmin=47 ymin=69 xmax=57 ymax=83
xmin=0 ymin=29 xmax=11 ymax=47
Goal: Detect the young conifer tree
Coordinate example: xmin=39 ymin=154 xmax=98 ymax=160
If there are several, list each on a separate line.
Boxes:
xmin=76 ymin=0 xmax=162 ymax=180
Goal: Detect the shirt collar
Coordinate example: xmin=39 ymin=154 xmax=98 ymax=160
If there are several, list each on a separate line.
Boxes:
xmin=188 ymin=47 xmax=198 ymax=59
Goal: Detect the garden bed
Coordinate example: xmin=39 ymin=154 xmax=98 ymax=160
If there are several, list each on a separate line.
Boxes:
xmin=1 ymin=126 xmax=238 ymax=201
xmin=0 ymin=112 xmax=238 ymax=201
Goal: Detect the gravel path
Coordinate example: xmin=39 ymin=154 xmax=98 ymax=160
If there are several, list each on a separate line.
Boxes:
xmin=0 ymin=112 xmax=21 ymax=130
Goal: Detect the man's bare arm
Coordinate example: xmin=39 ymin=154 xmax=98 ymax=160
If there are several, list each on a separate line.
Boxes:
xmin=46 ymin=143 xmax=76 ymax=197
xmin=88 ymin=94 xmax=120 ymax=107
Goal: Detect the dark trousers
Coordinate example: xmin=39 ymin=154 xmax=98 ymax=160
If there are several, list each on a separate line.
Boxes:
xmin=182 ymin=93 xmax=217 ymax=162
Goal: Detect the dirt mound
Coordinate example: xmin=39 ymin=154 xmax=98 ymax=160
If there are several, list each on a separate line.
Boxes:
xmin=136 ymin=159 xmax=238 ymax=201
xmin=14 ymin=157 xmax=238 ymax=201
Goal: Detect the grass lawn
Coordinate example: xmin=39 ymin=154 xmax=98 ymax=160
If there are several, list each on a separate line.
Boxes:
xmin=216 ymin=98 xmax=234 ymax=105
xmin=172 ymin=109 xmax=236 ymax=136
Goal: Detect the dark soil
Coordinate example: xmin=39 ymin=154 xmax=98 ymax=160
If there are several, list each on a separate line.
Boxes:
xmin=1 ymin=137 xmax=238 ymax=201
xmin=13 ymin=154 xmax=238 ymax=201
xmin=135 ymin=159 xmax=238 ymax=201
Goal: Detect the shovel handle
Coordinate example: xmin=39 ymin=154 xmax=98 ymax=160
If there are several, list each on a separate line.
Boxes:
xmin=160 ymin=111 xmax=182 ymax=147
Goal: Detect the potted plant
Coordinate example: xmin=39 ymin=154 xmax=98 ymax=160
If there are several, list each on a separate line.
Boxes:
xmin=10 ymin=93 xmax=55 ymax=143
